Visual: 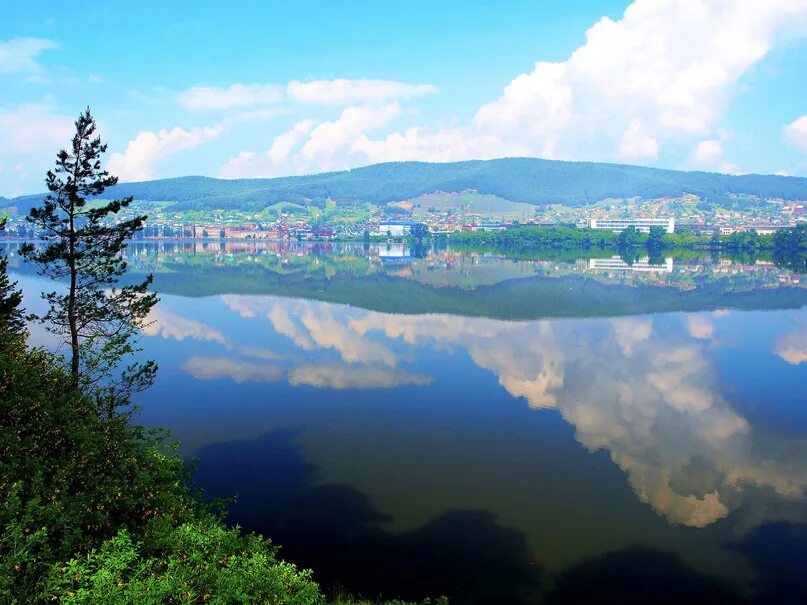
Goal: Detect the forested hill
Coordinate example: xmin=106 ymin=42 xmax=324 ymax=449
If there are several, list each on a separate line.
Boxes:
xmin=3 ymin=157 xmax=807 ymax=212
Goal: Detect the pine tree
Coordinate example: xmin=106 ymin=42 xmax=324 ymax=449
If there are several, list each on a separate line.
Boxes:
xmin=21 ymin=108 xmax=158 ymax=418
xmin=0 ymin=216 xmax=24 ymax=337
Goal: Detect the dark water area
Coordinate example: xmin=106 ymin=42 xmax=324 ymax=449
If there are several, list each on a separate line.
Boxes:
xmin=6 ymin=241 xmax=807 ymax=604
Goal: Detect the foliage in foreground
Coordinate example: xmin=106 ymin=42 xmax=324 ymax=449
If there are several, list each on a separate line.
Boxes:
xmin=0 ymin=328 xmax=442 ymax=605
xmin=44 ymin=520 xmax=322 ymax=605
xmin=0 ymin=331 xmax=321 ymax=604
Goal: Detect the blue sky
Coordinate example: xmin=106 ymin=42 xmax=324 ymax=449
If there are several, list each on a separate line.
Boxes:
xmin=1 ymin=0 xmax=807 ymax=196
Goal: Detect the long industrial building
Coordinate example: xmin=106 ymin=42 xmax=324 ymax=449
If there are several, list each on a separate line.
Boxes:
xmin=587 ymin=217 xmax=675 ymax=233
xmin=588 ymin=256 xmax=674 ymax=273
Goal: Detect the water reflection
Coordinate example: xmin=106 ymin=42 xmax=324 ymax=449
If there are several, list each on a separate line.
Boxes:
xmin=144 ymin=292 xmax=807 ymax=535
xmin=775 ymin=319 xmax=807 ymax=366
xmin=193 ymin=431 xmax=546 ymax=604
xmin=8 ymin=246 xmax=807 ymax=603
xmin=288 ymin=364 xmax=432 ymax=389
xmin=145 ymin=306 xmax=283 ymax=360
xmin=183 ymin=357 xmax=284 ymax=383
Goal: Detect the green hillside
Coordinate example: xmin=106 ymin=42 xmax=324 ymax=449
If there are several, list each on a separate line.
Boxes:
xmin=3 ymin=157 xmax=807 ymax=213
xmin=398 ymin=191 xmax=536 ymax=218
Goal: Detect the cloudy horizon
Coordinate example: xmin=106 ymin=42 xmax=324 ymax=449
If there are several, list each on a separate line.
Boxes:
xmin=2 ymin=0 xmax=807 ymax=197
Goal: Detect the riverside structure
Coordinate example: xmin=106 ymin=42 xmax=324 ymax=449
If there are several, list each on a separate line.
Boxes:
xmin=587 ymin=217 xmax=675 ymax=233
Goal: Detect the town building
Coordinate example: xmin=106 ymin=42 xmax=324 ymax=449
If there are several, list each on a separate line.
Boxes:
xmin=718 ymin=225 xmax=789 ymax=236
xmin=588 ymin=256 xmax=674 ymax=273
xmin=373 ymin=220 xmax=427 ymax=237
xmin=587 ymin=217 xmax=675 ymax=233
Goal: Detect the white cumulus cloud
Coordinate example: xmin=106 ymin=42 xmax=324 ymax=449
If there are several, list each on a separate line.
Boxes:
xmin=617 ymin=120 xmax=659 ymax=161
xmin=287 ymin=78 xmax=437 ymax=104
xmin=109 ymin=123 xmax=224 ymax=182
xmin=299 ymin=103 xmax=400 ymax=170
xmin=784 ymin=115 xmax=807 ymax=153
xmin=180 ymin=83 xmax=283 ymax=110
xmin=219 ymin=151 xmax=258 ymax=179
xmin=473 ymin=0 xmax=807 ymax=159
xmin=219 ymin=119 xmax=320 ymax=179
xmin=0 ymin=104 xmax=74 ymax=195
xmin=0 ymin=37 xmax=58 ymax=73
xmin=353 ymin=0 xmax=807 ymax=171
xmin=352 ymin=125 xmax=525 ymax=164
xmin=0 ymin=104 xmax=74 ymax=155
xmin=219 ymin=105 xmax=399 ymax=177
xmin=269 ymin=118 xmax=319 ymax=164
xmin=694 ymin=139 xmax=724 ymax=164
xmin=215 ymin=0 xmax=807 ymax=179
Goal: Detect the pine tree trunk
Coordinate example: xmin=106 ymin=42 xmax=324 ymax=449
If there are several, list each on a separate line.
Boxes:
xmin=68 ymin=210 xmax=79 ymax=388
xmin=69 ymin=273 xmax=79 ymax=386
xmin=68 ymin=143 xmax=80 ymax=389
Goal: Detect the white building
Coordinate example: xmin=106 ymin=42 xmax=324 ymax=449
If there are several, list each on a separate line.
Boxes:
xmin=587 ymin=217 xmax=675 ymax=233
xmin=373 ymin=221 xmax=424 ymax=237
xmin=376 ymin=243 xmax=408 ymax=258
xmin=588 ymin=256 xmax=674 ymax=273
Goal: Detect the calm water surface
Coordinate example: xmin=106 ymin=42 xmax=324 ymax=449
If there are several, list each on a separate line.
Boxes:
xmin=8 ymin=242 xmax=807 ymax=604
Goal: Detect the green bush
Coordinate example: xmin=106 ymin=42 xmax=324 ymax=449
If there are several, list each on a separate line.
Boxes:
xmin=0 ymin=330 xmax=444 ymax=604
xmin=0 ymin=339 xmax=192 ymax=601
xmin=0 ymin=338 xmax=328 ymax=604
xmin=448 ymin=226 xmax=620 ymax=249
xmin=773 ymin=224 xmax=807 ymax=273
xmin=44 ymin=518 xmax=323 ymax=604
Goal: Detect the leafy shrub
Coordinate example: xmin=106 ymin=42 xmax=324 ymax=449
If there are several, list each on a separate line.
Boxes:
xmin=0 ymin=341 xmax=196 ymax=602
xmin=0 ymin=339 xmax=323 ymax=604
xmin=0 ymin=331 xmax=444 ymax=604
xmin=44 ymin=518 xmax=323 ymax=604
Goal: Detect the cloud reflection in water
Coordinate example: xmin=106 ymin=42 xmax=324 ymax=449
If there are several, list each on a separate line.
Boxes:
xmin=148 ymin=294 xmax=807 ymax=531
xmin=228 ymin=297 xmax=806 ymax=529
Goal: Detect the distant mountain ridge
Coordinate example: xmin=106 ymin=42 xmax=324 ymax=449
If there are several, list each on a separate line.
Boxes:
xmin=3 ymin=158 xmax=807 ymax=213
